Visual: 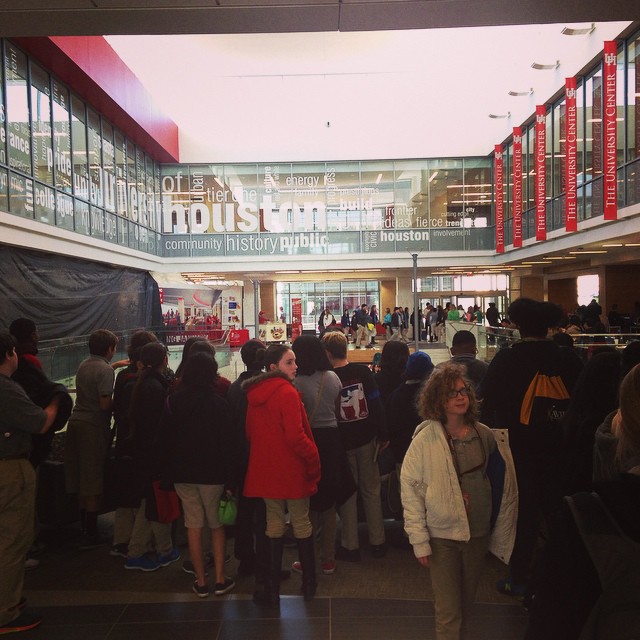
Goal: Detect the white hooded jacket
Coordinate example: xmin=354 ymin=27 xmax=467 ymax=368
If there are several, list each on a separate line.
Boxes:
xmin=400 ymin=420 xmax=517 ymax=563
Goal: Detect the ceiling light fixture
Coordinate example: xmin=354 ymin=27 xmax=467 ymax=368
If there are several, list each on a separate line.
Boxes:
xmin=569 ymin=250 xmax=607 ymax=254
xmin=508 ymin=88 xmax=534 ymax=97
xmin=562 ymin=23 xmax=595 ymax=36
xmin=531 ymin=60 xmax=560 ymax=70
xmin=488 ymin=112 xmax=511 ymax=119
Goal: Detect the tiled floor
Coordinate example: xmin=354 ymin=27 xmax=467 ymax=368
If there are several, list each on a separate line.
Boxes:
xmin=22 ymin=340 xmax=529 ymax=639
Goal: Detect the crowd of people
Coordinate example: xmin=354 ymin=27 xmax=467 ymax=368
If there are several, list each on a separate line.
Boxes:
xmin=2 ymin=297 xmax=640 ymax=638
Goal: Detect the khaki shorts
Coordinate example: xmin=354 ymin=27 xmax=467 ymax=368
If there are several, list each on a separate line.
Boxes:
xmin=64 ymin=420 xmax=110 ymax=497
xmin=174 ymin=483 xmax=224 ymax=529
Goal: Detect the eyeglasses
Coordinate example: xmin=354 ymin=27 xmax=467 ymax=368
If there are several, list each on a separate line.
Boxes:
xmin=447 ymin=386 xmax=470 ymax=399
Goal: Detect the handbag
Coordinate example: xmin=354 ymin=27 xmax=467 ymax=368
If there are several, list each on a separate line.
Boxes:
xmin=218 ymin=495 xmax=238 ymax=526
xmin=151 ymin=480 xmax=181 ymax=524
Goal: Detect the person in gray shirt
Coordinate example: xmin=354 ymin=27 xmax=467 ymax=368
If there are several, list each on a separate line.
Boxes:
xmin=64 ymin=329 xmax=118 ymax=550
xmin=0 ymin=332 xmax=61 ymax=634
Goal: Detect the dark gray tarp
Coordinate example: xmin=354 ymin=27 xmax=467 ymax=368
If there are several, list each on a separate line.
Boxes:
xmin=0 ymin=245 xmax=163 ymax=341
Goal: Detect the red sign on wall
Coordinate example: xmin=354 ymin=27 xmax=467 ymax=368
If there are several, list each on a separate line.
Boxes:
xmin=512 ymin=128 xmax=523 ymax=248
xmin=603 ymin=40 xmax=618 ymax=220
xmin=494 ymin=145 xmax=504 ymax=253
xmin=534 ymin=106 xmax=547 ymax=241
xmin=565 ymin=79 xmax=578 ymax=232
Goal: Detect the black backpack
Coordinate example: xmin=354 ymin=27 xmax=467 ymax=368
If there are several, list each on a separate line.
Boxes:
xmin=565 ymin=491 xmax=640 ymax=640
xmin=519 ymin=370 xmax=570 ymax=432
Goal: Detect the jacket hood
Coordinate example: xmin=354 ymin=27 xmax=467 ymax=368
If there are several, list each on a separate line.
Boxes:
xmin=243 ymin=370 xmax=293 ymax=405
xmin=412 ymin=419 xmax=439 ymax=439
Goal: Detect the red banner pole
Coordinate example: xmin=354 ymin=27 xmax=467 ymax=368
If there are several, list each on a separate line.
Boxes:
xmin=565 ymin=79 xmax=578 ymax=232
xmin=535 ymin=106 xmax=547 ymax=240
xmin=603 ymin=40 xmax=618 ymax=220
xmin=512 ymin=128 xmax=523 ymax=248
xmin=494 ymin=145 xmax=504 ymax=253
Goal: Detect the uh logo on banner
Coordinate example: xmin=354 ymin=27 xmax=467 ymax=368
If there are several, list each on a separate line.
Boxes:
xmin=512 ymin=128 xmax=523 ymax=248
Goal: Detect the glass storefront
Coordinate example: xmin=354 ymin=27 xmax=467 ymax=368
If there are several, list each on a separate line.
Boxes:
xmin=277 ymin=281 xmax=380 ymax=331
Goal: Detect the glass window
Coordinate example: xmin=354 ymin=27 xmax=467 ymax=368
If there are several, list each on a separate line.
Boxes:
xmin=628 ymin=34 xmax=640 ymax=164
xmin=9 ymin=172 xmax=33 ymax=218
xmin=31 ymin=63 xmax=53 ymax=186
xmin=114 ymin=130 xmax=127 ymax=217
xmin=145 ymin=157 xmax=156 ymax=230
xmin=102 ymin=120 xmax=116 ymax=212
xmin=460 ymin=160 xmax=492 ymax=229
xmin=525 ymin=124 xmax=535 ymax=212
xmin=55 ymin=191 xmax=74 ymax=230
xmin=34 ymin=182 xmax=55 ymax=224
xmin=87 ymin=108 xmax=102 ymax=207
xmin=71 ymin=95 xmax=88 ymax=200
xmin=0 ymin=168 xmax=8 ymax=211
xmin=576 ymin=81 xmax=587 ymax=220
xmin=220 ymin=163 xmax=258 ymax=233
xmin=393 ymin=159 xmax=426 ymax=230
xmin=52 ymin=79 xmax=71 ymax=193
xmin=585 ymin=67 xmax=603 ymax=218
xmin=136 ymin=146 xmax=147 ymax=226
xmin=0 ymin=43 xmax=6 ymax=167
xmin=74 ymin=198 xmax=90 ymax=235
xmin=553 ymin=100 xmax=566 ymax=198
xmin=327 ymin=162 xmax=360 ymax=231
xmin=360 ymin=161 xmax=394 ymax=230
xmin=5 ymin=43 xmax=31 ymax=174
xmin=432 ymin=158 xmax=465 ymax=230
xmin=126 ymin=141 xmax=137 ymax=221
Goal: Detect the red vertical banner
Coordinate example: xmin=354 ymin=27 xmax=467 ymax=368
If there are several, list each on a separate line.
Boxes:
xmin=565 ymin=78 xmax=578 ymax=232
xmin=603 ymin=40 xmax=618 ymax=220
xmin=534 ymin=106 xmax=547 ymax=241
xmin=512 ymin=127 xmax=523 ymax=248
xmin=494 ymin=145 xmax=504 ymax=253
xmin=291 ymin=297 xmax=303 ymax=340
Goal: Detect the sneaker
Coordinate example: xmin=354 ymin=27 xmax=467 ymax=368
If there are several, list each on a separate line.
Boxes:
xmin=496 ymin=578 xmax=527 ymax=598
xmin=125 ymin=555 xmax=161 ymax=572
xmin=157 ymin=547 xmax=181 ymax=567
xmin=214 ymin=578 xmax=235 ymax=596
xmin=0 ymin=611 xmax=42 ymax=634
xmin=371 ymin=544 xmax=387 ymax=558
xmin=321 ymin=561 xmax=337 ymax=574
xmin=291 ymin=560 xmax=302 ymax=575
xmin=24 ymin=557 xmax=39 ymax=570
xmin=192 ymin=580 xmax=209 ymax=598
xmin=182 ymin=551 xmax=215 ymax=576
xmin=335 ymin=546 xmax=361 ymax=562
xmin=110 ymin=543 xmax=128 ymax=558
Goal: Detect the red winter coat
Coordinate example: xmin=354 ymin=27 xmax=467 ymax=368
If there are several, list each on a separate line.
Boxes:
xmin=243 ymin=371 xmax=320 ymax=499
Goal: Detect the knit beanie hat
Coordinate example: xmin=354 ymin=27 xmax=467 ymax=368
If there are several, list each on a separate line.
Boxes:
xmin=405 ymin=351 xmax=434 ymax=379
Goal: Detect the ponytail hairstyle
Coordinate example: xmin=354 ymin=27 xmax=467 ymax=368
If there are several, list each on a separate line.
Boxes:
xmin=240 ymin=339 xmax=267 ymax=372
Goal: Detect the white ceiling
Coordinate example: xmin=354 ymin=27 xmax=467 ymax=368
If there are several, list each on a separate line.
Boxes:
xmin=105 ymin=22 xmax=632 ymax=163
